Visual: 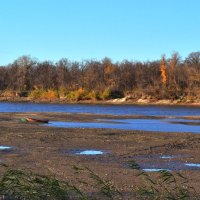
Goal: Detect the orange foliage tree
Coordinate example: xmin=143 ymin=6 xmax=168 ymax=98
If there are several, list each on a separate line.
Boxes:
xmin=160 ymin=55 xmax=167 ymax=87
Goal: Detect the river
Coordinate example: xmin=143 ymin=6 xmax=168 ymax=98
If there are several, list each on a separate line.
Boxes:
xmin=0 ymin=102 xmax=200 ymax=116
xmin=0 ymin=102 xmax=200 ymax=133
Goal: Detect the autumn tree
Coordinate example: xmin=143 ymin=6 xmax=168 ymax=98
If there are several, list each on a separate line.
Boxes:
xmin=33 ymin=61 xmax=56 ymax=90
xmin=0 ymin=52 xmax=200 ymax=101
xmin=160 ymin=55 xmax=167 ymax=87
xmin=102 ymin=58 xmax=118 ymax=88
xmin=83 ymin=60 xmax=105 ymax=91
xmin=56 ymin=59 xmax=71 ymax=89
xmin=118 ymin=60 xmax=136 ymax=92
xmin=185 ymin=52 xmax=200 ymax=67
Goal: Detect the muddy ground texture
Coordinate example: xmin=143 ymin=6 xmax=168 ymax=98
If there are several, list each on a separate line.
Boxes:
xmin=0 ymin=112 xmax=200 ymax=199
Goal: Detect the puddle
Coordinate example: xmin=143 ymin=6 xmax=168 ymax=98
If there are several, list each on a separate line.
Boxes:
xmin=159 ymin=155 xmax=189 ymax=159
xmin=134 ymin=154 xmax=188 ymax=160
xmin=130 ymin=153 xmax=200 ymax=171
xmin=143 ymin=168 xmax=170 ymax=172
xmin=44 ymin=117 xmax=200 ymax=133
xmin=76 ymin=150 xmax=104 ymax=155
xmin=159 ymin=155 xmax=183 ymax=159
xmin=160 ymin=155 xmax=174 ymax=159
xmin=68 ymin=149 xmax=107 ymax=156
xmin=185 ymin=163 xmax=200 ymax=168
xmin=131 ymin=154 xmax=200 ymax=171
xmin=0 ymin=146 xmax=12 ymax=150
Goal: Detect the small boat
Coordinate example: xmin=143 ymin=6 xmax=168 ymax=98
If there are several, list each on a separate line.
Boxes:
xmin=21 ymin=117 xmax=49 ymax=123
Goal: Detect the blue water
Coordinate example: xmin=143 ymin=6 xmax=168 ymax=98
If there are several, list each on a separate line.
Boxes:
xmin=0 ymin=146 xmax=12 ymax=150
xmin=185 ymin=163 xmax=200 ymax=167
xmin=140 ymin=162 xmax=200 ymax=171
xmin=160 ymin=155 xmax=175 ymax=159
xmin=45 ymin=118 xmax=200 ymax=133
xmin=75 ymin=150 xmax=104 ymax=155
xmin=0 ymin=102 xmax=199 ymax=133
xmin=1 ymin=102 xmax=199 ymax=172
xmin=66 ymin=149 xmax=107 ymax=155
xmin=143 ymin=168 xmax=170 ymax=172
xmin=0 ymin=102 xmax=200 ymax=117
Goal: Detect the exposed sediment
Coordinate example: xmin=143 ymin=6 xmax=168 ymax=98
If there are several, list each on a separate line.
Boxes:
xmin=0 ymin=112 xmax=200 ymax=198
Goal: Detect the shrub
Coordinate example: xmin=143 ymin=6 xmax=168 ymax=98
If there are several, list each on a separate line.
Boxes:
xmin=28 ymin=88 xmax=59 ymax=100
xmin=28 ymin=88 xmax=43 ymax=99
xmin=0 ymin=90 xmax=17 ymax=98
xmin=86 ymin=90 xmax=100 ymax=101
xmin=41 ymin=89 xmax=59 ymax=100
xmin=101 ymin=88 xmax=112 ymax=100
xmin=101 ymin=88 xmax=124 ymax=100
xmin=66 ymin=88 xmax=88 ymax=101
xmin=58 ymin=87 xmax=69 ymax=99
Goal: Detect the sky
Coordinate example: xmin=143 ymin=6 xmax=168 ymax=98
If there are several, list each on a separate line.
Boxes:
xmin=0 ymin=0 xmax=200 ymax=65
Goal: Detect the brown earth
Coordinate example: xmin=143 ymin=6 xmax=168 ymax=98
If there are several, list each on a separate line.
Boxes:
xmin=0 ymin=112 xmax=200 ymax=199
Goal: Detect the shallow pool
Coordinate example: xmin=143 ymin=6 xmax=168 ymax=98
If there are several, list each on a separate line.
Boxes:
xmin=44 ymin=118 xmax=200 ymax=133
xmin=66 ymin=149 xmax=107 ymax=156
xmin=0 ymin=146 xmax=12 ymax=150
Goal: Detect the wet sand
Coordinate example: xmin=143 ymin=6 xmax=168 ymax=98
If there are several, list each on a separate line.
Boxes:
xmin=0 ymin=112 xmax=200 ymax=198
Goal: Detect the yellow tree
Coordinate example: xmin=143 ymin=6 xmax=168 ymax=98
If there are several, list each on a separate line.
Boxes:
xmin=160 ymin=55 xmax=167 ymax=87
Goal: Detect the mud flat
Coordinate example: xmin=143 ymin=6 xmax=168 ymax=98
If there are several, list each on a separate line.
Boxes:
xmin=0 ymin=112 xmax=200 ymax=198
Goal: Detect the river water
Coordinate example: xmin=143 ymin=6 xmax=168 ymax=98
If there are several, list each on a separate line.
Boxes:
xmin=0 ymin=102 xmax=200 ymax=133
xmin=0 ymin=102 xmax=200 ymax=116
xmin=1 ymin=102 xmax=200 ymax=172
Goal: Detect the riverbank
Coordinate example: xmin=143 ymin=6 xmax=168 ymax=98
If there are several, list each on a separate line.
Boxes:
xmin=1 ymin=112 xmax=200 ymax=198
xmin=0 ymin=96 xmax=200 ymax=106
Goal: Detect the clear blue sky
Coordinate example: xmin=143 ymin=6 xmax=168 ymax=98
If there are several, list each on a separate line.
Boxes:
xmin=0 ymin=0 xmax=200 ymax=65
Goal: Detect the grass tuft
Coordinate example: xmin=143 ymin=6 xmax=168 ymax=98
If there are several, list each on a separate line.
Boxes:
xmin=0 ymin=169 xmax=87 ymax=200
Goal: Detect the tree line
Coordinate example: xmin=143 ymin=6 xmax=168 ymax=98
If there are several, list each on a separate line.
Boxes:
xmin=0 ymin=52 xmax=200 ymax=101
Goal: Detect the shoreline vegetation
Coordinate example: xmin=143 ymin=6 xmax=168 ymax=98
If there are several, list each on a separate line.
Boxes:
xmin=0 ymin=91 xmax=200 ymax=106
xmin=0 ymin=52 xmax=200 ymax=106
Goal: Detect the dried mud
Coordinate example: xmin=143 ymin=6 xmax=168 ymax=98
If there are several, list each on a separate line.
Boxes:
xmin=0 ymin=112 xmax=200 ymax=198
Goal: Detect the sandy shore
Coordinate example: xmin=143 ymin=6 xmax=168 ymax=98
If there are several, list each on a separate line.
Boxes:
xmin=1 ymin=112 xmax=200 ymax=198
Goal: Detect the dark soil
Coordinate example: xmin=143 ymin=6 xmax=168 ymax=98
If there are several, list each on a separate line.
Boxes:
xmin=0 ymin=112 xmax=200 ymax=199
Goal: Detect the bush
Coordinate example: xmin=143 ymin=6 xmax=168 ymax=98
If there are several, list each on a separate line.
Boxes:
xmin=28 ymin=88 xmax=59 ymax=100
xmin=18 ymin=91 xmax=29 ymax=97
xmin=58 ymin=87 xmax=69 ymax=99
xmin=28 ymin=88 xmax=43 ymax=99
xmin=0 ymin=90 xmax=17 ymax=98
xmin=101 ymin=88 xmax=124 ymax=100
xmin=86 ymin=90 xmax=100 ymax=101
xmin=66 ymin=88 xmax=88 ymax=101
xmin=41 ymin=89 xmax=59 ymax=100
